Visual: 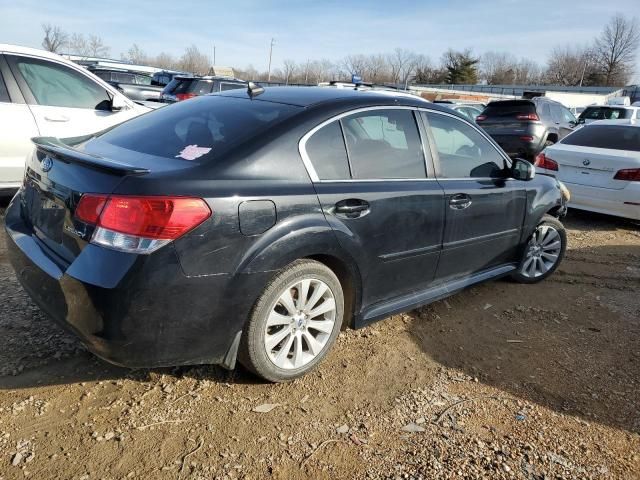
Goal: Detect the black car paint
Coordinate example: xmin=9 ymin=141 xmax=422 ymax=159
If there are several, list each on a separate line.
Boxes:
xmin=4 ymin=87 xmax=566 ymax=369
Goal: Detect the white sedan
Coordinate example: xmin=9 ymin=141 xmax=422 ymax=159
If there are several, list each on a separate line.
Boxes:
xmin=534 ymin=119 xmax=640 ymax=221
xmin=0 ymin=44 xmax=150 ymax=193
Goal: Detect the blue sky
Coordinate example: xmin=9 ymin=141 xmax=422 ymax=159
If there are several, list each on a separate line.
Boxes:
xmin=1 ymin=0 xmax=639 ymax=79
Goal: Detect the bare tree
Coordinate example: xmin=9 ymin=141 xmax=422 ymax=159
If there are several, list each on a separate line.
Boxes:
xmin=387 ymin=48 xmax=416 ymax=84
xmin=282 ymin=59 xmax=297 ymax=84
xmin=546 ymin=46 xmax=594 ymax=86
xmin=88 ymin=35 xmax=110 ymax=58
xmin=178 ymin=45 xmax=210 ymax=74
xmin=68 ymin=33 xmax=90 ymax=56
xmin=593 ymin=14 xmax=640 ymax=86
xmin=342 ymin=54 xmax=368 ymax=79
xmin=481 ymin=51 xmax=519 ymax=84
xmin=122 ymin=44 xmax=148 ymax=64
xmin=41 ymin=23 xmax=67 ymax=53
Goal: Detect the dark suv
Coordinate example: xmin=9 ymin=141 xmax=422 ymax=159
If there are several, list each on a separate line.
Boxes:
xmin=160 ymin=75 xmax=246 ymax=102
xmin=5 ymin=87 xmax=568 ymax=382
xmin=477 ymin=98 xmax=577 ymax=160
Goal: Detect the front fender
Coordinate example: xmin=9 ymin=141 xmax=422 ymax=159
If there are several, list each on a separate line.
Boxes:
xmin=523 ymin=175 xmax=566 ymax=239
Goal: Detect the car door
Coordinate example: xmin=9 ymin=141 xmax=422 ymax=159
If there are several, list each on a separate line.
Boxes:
xmin=551 ymin=104 xmax=576 ymax=140
xmin=5 ymin=54 xmax=139 ymax=139
xmin=422 ymin=110 xmax=527 ymax=281
xmin=0 ymin=54 xmax=40 ymax=189
xmin=300 ymin=107 xmax=445 ymax=307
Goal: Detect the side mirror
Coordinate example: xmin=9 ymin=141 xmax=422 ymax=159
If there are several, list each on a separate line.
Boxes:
xmin=512 ymin=158 xmax=535 ymax=181
xmin=111 ymin=94 xmax=128 ymax=111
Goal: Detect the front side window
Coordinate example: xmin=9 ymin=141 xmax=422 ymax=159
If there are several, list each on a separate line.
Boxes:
xmin=13 ymin=57 xmax=111 ymax=109
xmin=425 ymin=112 xmax=506 ymax=178
xmin=305 ymin=121 xmax=351 ymax=180
xmin=341 ymin=110 xmax=426 ymax=179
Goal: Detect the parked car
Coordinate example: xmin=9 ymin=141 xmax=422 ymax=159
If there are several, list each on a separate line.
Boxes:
xmin=5 ymin=87 xmax=568 ymax=382
xmin=535 ymin=119 xmax=640 ymax=220
xmin=577 ymin=105 xmax=640 ymax=124
xmin=476 ymin=98 xmax=577 ymax=160
xmin=87 ymin=66 xmax=164 ymax=102
xmin=159 ymin=75 xmax=246 ymax=102
xmin=151 ymin=70 xmax=188 ymax=87
xmin=0 ymin=44 xmax=149 ymax=194
xmin=435 ymin=102 xmax=484 ymax=122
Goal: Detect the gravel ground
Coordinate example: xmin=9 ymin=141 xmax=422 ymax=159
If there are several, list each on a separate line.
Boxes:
xmin=0 ymin=205 xmax=639 ymax=479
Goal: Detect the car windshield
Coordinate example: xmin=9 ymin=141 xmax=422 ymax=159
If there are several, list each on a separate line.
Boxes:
xmin=96 ymin=95 xmax=302 ymax=161
xmin=579 ymin=107 xmax=631 ymax=121
xmin=561 ymin=125 xmax=640 ymax=152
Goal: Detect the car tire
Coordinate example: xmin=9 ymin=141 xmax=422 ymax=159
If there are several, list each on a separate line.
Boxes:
xmin=238 ymin=260 xmax=344 ymax=382
xmin=510 ymin=214 xmax=566 ymax=284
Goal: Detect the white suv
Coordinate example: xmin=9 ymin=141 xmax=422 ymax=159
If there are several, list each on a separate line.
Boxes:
xmin=0 ymin=44 xmax=149 ymax=193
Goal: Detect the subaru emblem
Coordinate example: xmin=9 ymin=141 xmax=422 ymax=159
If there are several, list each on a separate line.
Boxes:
xmin=582 ymin=159 xmax=591 ymax=166
xmin=41 ymin=156 xmax=53 ymax=172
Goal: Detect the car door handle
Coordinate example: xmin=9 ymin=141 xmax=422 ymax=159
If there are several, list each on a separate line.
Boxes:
xmin=44 ymin=115 xmax=70 ymax=122
xmin=334 ymin=199 xmax=370 ymax=218
xmin=449 ymin=194 xmax=472 ymax=210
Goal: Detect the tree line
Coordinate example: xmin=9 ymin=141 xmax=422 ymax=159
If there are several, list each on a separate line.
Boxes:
xmin=42 ymin=14 xmax=639 ymax=87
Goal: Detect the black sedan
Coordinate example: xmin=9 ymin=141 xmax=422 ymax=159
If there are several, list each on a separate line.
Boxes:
xmin=5 ymin=87 xmax=568 ymax=382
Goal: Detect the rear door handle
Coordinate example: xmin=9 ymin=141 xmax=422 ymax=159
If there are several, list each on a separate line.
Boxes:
xmin=449 ymin=194 xmax=472 ymax=210
xmin=334 ymin=199 xmax=370 ymax=218
xmin=44 ymin=115 xmax=69 ymax=122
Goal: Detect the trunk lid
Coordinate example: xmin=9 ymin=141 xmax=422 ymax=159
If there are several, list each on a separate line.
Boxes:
xmin=545 ymin=143 xmax=639 ymax=190
xmin=20 ymin=137 xmax=149 ymax=266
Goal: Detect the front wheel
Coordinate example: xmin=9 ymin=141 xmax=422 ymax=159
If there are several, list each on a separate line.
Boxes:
xmin=239 ymin=260 xmax=344 ymax=382
xmin=510 ymin=214 xmax=566 ymax=283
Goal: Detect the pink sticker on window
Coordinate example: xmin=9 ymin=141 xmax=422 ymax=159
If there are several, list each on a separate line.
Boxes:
xmin=175 ymin=145 xmax=212 ymax=160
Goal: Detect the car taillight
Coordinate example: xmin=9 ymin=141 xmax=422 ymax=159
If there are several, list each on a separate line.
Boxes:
xmin=534 ymin=152 xmax=558 ymax=171
xmin=176 ymin=93 xmax=196 ymax=101
xmin=516 ymin=113 xmax=540 ymax=121
xmin=613 ymin=168 xmax=640 ymax=181
xmin=75 ymin=195 xmax=211 ymax=254
xmin=519 ymin=135 xmax=535 ymax=142
xmin=475 ymin=115 xmax=487 ymax=121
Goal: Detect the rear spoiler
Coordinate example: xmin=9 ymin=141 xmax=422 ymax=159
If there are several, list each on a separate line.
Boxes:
xmin=32 ymin=137 xmax=149 ymax=176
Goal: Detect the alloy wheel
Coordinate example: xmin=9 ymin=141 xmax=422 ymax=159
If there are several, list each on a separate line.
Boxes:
xmin=519 ymin=225 xmax=562 ymax=278
xmin=264 ymin=278 xmax=336 ymax=370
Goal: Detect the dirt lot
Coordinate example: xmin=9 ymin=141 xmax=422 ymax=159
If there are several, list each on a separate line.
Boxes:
xmin=0 ymin=206 xmax=639 ymax=480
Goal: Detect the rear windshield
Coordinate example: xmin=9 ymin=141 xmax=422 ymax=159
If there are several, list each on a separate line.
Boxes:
xmin=579 ymin=107 xmax=632 ymax=121
xmin=481 ymin=101 xmax=536 ymax=117
xmin=96 ymin=95 xmax=301 ymax=161
xmin=561 ymin=125 xmax=640 ymax=152
xmin=174 ymin=79 xmax=214 ymax=95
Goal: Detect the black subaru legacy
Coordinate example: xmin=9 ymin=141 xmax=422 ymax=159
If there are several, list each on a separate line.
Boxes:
xmin=5 ymin=86 xmax=568 ymax=382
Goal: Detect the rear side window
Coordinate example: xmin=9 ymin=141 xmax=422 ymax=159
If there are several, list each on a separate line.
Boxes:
xmin=482 ymin=101 xmax=536 ymax=118
xmin=426 ymin=112 xmax=506 ymax=178
xmin=342 ymin=110 xmax=426 ymax=179
xmin=305 ymin=122 xmax=351 ymax=180
xmin=561 ymin=125 xmax=640 ymax=152
xmin=13 ymin=57 xmax=110 ymax=109
xmin=220 ymin=82 xmax=246 ymax=92
xmin=175 ymin=80 xmax=214 ymax=95
xmin=97 ymin=95 xmax=301 ymax=161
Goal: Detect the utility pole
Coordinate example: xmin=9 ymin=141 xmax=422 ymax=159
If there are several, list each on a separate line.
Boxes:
xmin=212 ymin=44 xmax=216 ymax=66
xmin=267 ymin=38 xmax=275 ymax=82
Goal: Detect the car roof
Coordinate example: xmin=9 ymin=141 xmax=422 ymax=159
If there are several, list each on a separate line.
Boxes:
xmin=0 ymin=43 xmax=72 ymax=62
xmin=218 ymin=86 xmax=436 ymax=109
xmin=590 ymin=118 xmax=639 ymax=126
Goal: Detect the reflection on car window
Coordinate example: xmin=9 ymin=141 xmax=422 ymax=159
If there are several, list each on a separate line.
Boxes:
xmin=426 ymin=112 xmax=505 ymax=178
xmin=306 ymin=121 xmax=351 ymax=180
xmin=15 ymin=58 xmax=111 ymax=109
xmin=0 ymin=72 xmax=10 ymax=102
xmin=341 ymin=110 xmax=426 ymax=179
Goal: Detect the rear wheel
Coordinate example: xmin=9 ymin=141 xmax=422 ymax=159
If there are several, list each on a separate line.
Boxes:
xmin=511 ymin=215 xmax=566 ymax=283
xmin=239 ymin=260 xmax=344 ymax=382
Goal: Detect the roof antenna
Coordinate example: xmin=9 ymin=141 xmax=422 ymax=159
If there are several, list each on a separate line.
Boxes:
xmin=247 ymin=81 xmax=265 ymax=98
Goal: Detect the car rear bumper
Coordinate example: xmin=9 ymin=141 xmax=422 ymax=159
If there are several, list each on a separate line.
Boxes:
xmin=487 ymin=134 xmax=544 ymax=159
xmin=4 ymin=196 xmax=268 ymax=368
xmin=564 ymin=181 xmax=640 ymax=221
